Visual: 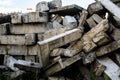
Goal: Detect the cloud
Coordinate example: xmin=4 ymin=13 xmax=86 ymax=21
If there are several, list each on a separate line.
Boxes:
xmin=0 ymin=0 xmax=18 ymax=13
xmin=62 ymin=0 xmax=95 ymax=9
xmin=0 ymin=7 xmax=17 ymax=13
xmin=0 ymin=0 xmax=31 ymax=13
xmin=0 ymin=0 xmax=15 ymax=7
xmin=0 ymin=0 xmax=95 ymax=13
xmin=0 ymin=7 xmax=30 ymax=13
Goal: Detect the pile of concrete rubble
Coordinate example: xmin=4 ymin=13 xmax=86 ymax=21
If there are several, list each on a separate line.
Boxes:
xmin=0 ymin=0 xmax=120 ymax=80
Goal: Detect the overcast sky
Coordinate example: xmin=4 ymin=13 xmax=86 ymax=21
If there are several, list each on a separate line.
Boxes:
xmin=0 ymin=0 xmax=95 ymax=13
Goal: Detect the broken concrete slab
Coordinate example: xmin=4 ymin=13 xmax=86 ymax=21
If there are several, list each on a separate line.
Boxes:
xmin=68 ymin=19 xmax=109 ymax=55
xmin=23 ymin=12 xmax=48 ymax=23
xmin=4 ymin=55 xmax=19 ymax=71
xmin=45 ymin=52 xmax=84 ymax=76
xmin=97 ymin=57 xmax=120 ymax=80
xmin=82 ymin=19 xmax=109 ymax=42
xmin=38 ymin=29 xmax=82 ymax=66
xmin=49 ymin=4 xmax=83 ymax=16
xmin=14 ymin=60 xmax=41 ymax=73
xmin=96 ymin=40 xmax=120 ymax=56
xmin=0 ymin=34 xmax=36 ymax=45
xmin=78 ymin=10 xmax=88 ymax=27
xmin=10 ymin=23 xmax=47 ymax=34
xmin=100 ymin=0 xmax=120 ymax=19
xmin=42 ymin=28 xmax=65 ymax=40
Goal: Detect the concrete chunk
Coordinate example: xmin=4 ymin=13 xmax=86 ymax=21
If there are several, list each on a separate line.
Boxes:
xmin=51 ymin=14 xmax=63 ymax=23
xmin=7 ymin=46 xmax=27 ymax=55
xmin=96 ymin=40 xmax=120 ymax=56
xmin=53 ymin=21 xmax=64 ymax=29
xmin=69 ymin=19 xmax=109 ymax=54
xmin=28 ymin=45 xmax=40 ymax=55
xmin=50 ymin=48 xmax=74 ymax=57
xmin=94 ymin=61 xmax=106 ymax=76
xmin=63 ymin=16 xmax=77 ymax=30
xmin=82 ymin=19 xmax=109 ymax=41
xmin=83 ymin=52 xmax=96 ymax=65
xmin=0 ymin=46 xmax=7 ymax=55
xmin=86 ymin=17 xmax=97 ymax=28
xmin=78 ymin=10 xmax=88 ymax=27
xmin=92 ymin=14 xmax=103 ymax=23
xmin=10 ymin=24 xmax=47 ymax=34
xmin=25 ymin=34 xmax=36 ymax=45
xmin=11 ymin=13 xmax=22 ymax=24
xmin=0 ymin=23 xmax=10 ymax=35
xmin=93 ymin=32 xmax=110 ymax=46
xmin=23 ymin=12 xmax=48 ymax=23
xmin=42 ymin=28 xmax=65 ymax=40
xmin=83 ymin=41 xmax=97 ymax=53
xmin=49 ymin=0 xmax=62 ymax=9
xmin=25 ymin=56 xmax=36 ymax=62
xmin=111 ymin=29 xmax=120 ymax=41
xmin=36 ymin=1 xmax=49 ymax=12
xmin=87 ymin=2 xmax=104 ymax=15
xmin=4 ymin=55 xmax=19 ymax=71
xmin=0 ymin=34 xmax=36 ymax=45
